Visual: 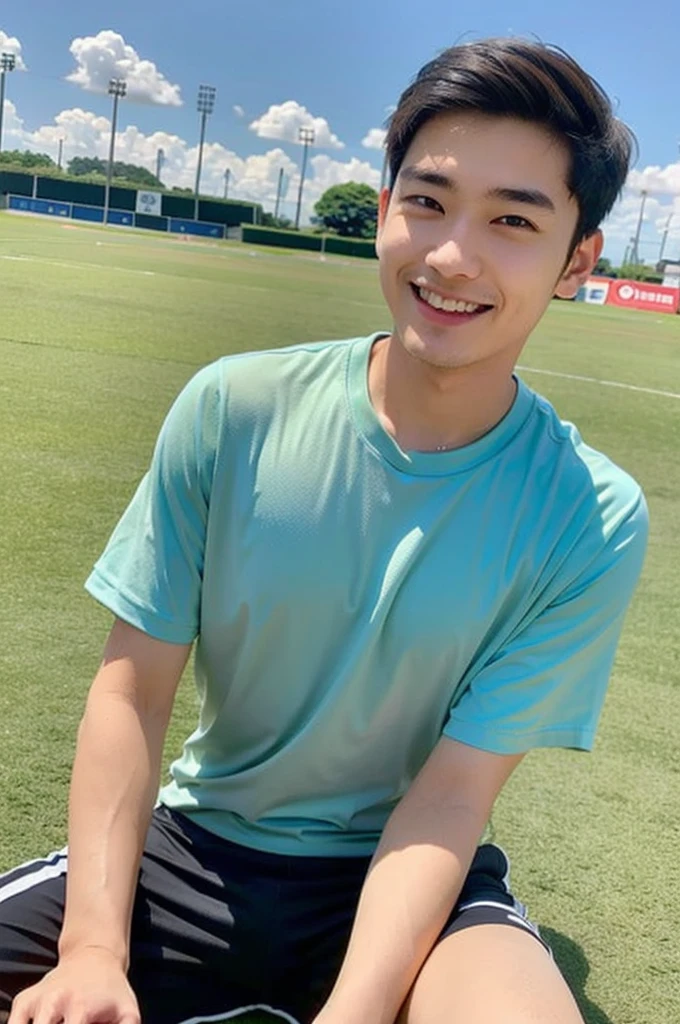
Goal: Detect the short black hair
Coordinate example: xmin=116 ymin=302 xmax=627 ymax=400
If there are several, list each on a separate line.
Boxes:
xmin=385 ymin=38 xmax=636 ymax=242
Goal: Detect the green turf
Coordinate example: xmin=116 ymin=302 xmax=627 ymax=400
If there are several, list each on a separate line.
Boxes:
xmin=1 ymin=213 xmax=678 ymax=1023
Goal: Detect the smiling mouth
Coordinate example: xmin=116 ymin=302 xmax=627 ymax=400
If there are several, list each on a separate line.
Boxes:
xmin=410 ymin=283 xmax=494 ymax=315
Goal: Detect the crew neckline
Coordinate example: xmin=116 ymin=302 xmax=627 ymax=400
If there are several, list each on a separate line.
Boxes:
xmin=347 ymin=332 xmax=536 ymax=477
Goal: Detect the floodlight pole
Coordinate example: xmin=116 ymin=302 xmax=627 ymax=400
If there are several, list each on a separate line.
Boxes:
xmin=0 ymin=52 xmax=17 ymax=155
xmin=57 ymin=138 xmax=64 ymax=170
xmin=223 ymin=168 xmax=230 ymax=199
xmin=294 ymin=126 xmax=314 ymax=230
xmin=195 ymin=84 xmax=216 ymax=220
xmin=104 ymin=78 xmax=127 ymax=226
xmin=156 ymin=147 xmax=165 ymax=183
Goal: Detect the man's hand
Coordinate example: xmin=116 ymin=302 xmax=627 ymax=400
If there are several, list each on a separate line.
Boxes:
xmin=9 ymin=947 xmax=140 ymax=1024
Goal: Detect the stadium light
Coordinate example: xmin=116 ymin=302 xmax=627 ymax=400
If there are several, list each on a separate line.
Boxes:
xmin=294 ymin=126 xmax=315 ymax=230
xmin=0 ymin=52 xmax=18 ymax=155
xmin=223 ymin=167 xmax=230 ymax=200
xmin=195 ymin=84 xmax=217 ymax=219
xmin=104 ymin=78 xmax=127 ymax=226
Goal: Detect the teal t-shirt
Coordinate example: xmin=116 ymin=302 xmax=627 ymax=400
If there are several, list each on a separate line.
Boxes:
xmin=85 ymin=334 xmax=648 ymax=856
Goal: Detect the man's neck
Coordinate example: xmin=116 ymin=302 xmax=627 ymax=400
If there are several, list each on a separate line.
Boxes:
xmin=368 ymin=334 xmax=518 ymax=453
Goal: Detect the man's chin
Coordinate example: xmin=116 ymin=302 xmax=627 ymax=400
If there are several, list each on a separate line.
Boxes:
xmin=398 ymin=330 xmax=478 ymax=372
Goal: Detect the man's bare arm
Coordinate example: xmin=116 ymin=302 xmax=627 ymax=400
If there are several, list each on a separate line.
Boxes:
xmin=9 ymin=618 xmax=191 ymax=1024
xmin=315 ymin=737 xmax=524 ymax=1024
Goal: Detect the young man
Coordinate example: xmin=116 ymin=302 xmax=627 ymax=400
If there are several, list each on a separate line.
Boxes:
xmin=1 ymin=38 xmax=647 ymax=1024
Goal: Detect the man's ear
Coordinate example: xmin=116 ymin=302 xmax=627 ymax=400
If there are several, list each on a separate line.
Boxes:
xmin=375 ymin=186 xmax=392 ymax=258
xmin=554 ymin=229 xmax=604 ymax=299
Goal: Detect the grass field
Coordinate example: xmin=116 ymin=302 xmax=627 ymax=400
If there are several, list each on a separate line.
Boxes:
xmin=1 ymin=212 xmax=678 ymax=1023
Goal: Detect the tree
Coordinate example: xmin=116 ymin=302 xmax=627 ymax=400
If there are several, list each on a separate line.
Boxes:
xmin=67 ymin=156 xmax=162 ymax=188
xmin=314 ymin=182 xmax=378 ymax=238
xmin=0 ymin=149 xmax=56 ymax=169
xmin=593 ymin=257 xmax=614 ymax=276
xmin=617 ymin=262 xmax=655 ymax=282
xmin=261 ymin=212 xmax=293 ymax=229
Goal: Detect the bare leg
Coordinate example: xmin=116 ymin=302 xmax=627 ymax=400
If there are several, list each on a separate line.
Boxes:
xmin=399 ymin=924 xmax=585 ymax=1024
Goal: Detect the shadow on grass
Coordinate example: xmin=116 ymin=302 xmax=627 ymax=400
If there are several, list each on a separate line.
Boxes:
xmin=542 ymin=927 xmax=614 ymax=1024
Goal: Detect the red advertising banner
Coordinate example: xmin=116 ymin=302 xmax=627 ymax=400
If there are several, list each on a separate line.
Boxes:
xmin=602 ymin=277 xmax=680 ymax=314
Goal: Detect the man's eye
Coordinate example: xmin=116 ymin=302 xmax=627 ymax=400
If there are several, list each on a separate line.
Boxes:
xmin=496 ymin=214 xmax=536 ymax=230
xmin=406 ymin=195 xmax=443 ymax=212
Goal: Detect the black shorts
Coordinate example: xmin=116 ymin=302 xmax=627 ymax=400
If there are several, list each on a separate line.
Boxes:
xmin=0 ymin=806 xmax=548 ymax=1024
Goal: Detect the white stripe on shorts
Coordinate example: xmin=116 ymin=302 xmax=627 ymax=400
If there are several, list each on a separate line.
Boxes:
xmin=177 ymin=1005 xmax=301 ymax=1024
xmin=0 ymin=849 xmax=68 ymax=906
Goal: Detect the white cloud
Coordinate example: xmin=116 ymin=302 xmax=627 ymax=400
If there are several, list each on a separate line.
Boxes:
xmin=0 ymin=30 xmax=26 ymax=70
xmin=276 ymin=155 xmax=382 ymax=225
xmin=626 ymin=162 xmax=680 ymax=198
xmin=362 ymin=128 xmax=386 ymax=150
xmin=603 ymin=193 xmax=680 ymax=265
xmin=233 ymin=105 xmax=245 ymax=118
xmin=66 ymin=30 xmax=182 ymax=106
xmin=1 ymin=99 xmax=27 ymax=148
xmin=249 ymin=100 xmax=344 ymax=150
xmin=597 ymin=160 xmax=680 ymax=261
xmin=309 ymin=155 xmax=380 ymax=193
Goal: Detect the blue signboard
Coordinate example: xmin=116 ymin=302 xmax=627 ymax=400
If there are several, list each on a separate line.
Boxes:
xmin=9 ymin=196 xmax=70 ymax=218
xmin=169 ymin=218 xmax=225 ymax=239
xmin=72 ymin=204 xmax=105 ymax=224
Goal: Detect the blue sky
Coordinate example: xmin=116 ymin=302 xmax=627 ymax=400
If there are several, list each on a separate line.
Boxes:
xmin=2 ymin=0 xmax=680 ymax=262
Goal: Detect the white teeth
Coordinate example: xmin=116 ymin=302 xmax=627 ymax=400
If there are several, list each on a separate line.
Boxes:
xmin=417 ymin=287 xmax=482 ymax=314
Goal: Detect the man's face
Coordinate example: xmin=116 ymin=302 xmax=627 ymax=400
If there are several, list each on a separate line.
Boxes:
xmin=376 ymin=112 xmax=602 ymax=372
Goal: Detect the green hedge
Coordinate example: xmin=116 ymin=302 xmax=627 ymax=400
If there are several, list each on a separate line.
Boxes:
xmin=241 ymin=226 xmax=377 ymax=258
xmin=324 ymin=236 xmax=377 ymax=259
xmin=241 ymin=226 xmax=322 ymax=251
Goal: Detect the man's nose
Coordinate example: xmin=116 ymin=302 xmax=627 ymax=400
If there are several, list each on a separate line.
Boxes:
xmin=424 ymin=225 xmax=482 ymax=280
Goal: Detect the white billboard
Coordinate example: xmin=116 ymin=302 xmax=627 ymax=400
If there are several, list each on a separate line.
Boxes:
xmin=136 ymin=190 xmax=163 ymax=216
xmin=662 ymin=265 xmax=680 ymax=290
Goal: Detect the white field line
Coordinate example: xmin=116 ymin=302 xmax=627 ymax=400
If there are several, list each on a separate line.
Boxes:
xmin=517 ymin=365 xmax=680 ymax=401
xmin=0 ymin=253 xmax=156 ymax=277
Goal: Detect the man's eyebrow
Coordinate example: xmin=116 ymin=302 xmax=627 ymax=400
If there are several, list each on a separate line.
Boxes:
xmin=398 ymin=167 xmax=556 ymax=213
xmin=398 ymin=167 xmax=454 ymax=190
xmin=488 ymin=187 xmax=556 ymax=213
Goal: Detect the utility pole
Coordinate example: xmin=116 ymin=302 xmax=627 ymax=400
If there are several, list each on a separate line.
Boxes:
xmin=195 ymin=84 xmax=216 ymax=220
xmin=0 ymin=52 xmax=17 ymax=154
xmin=274 ymin=167 xmax=285 ymax=219
xmin=155 ymin=147 xmax=165 ymax=184
xmin=104 ymin=78 xmax=127 ymax=226
xmin=658 ymin=212 xmax=673 ymax=264
xmin=630 ymin=190 xmax=647 ymax=266
xmin=295 ymin=126 xmax=314 ymax=230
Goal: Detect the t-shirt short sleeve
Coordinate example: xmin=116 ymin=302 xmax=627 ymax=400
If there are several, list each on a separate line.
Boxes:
xmin=85 ymin=363 xmax=222 ymax=644
xmin=444 ymin=492 xmax=648 ymax=753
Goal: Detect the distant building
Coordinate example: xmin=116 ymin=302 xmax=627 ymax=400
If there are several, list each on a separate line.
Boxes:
xmin=658 ymin=260 xmax=680 ymax=290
